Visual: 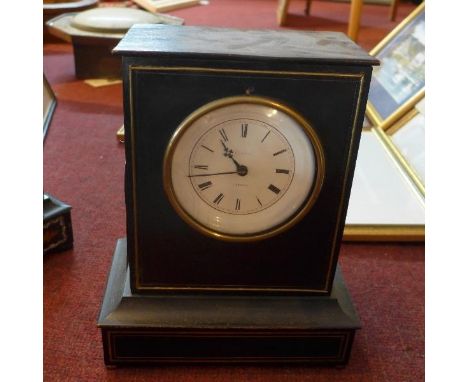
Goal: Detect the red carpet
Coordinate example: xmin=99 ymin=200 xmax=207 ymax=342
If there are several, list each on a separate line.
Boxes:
xmin=44 ymin=1 xmax=423 ymax=380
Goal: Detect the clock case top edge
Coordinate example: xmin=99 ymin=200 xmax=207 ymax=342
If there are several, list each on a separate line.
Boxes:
xmin=113 ymin=25 xmax=379 ymax=67
xmin=118 ymin=29 xmax=374 ymax=296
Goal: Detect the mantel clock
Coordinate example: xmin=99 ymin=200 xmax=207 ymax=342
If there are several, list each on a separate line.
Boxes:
xmin=98 ymin=25 xmax=378 ymax=365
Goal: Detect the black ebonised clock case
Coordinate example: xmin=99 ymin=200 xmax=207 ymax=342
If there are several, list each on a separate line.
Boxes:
xmin=113 ymin=25 xmax=377 ymax=295
xmin=98 ymin=25 xmax=378 ymax=365
xmin=43 ymin=194 xmax=74 ymax=255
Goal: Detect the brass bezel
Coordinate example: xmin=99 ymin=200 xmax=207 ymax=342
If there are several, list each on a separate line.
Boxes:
xmin=366 ymin=2 xmax=425 ymax=131
xmin=162 ymin=95 xmax=326 ymax=242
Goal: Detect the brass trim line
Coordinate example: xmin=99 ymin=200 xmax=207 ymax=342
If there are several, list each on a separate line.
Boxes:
xmin=106 ymin=330 xmax=350 ymax=363
xmin=128 ymin=67 xmax=141 ymax=290
xmin=133 ymin=285 xmax=329 ymax=293
xmin=325 ymin=73 xmax=365 ymax=290
xmin=128 ymin=65 xmax=364 ymax=293
xmin=130 ymin=65 xmax=364 ymax=79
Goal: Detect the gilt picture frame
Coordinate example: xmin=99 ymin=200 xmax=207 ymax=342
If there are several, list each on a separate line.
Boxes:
xmin=386 ymin=99 xmax=425 ymax=196
xmin=366 ymin=2 xmax=425 ymax=131
xmin=344 ymin=126 xmax=424 ymax=242
xmin=43 ymin=74 xmax=57 ymax=140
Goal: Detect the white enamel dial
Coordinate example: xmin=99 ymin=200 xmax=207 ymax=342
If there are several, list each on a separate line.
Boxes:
xmin=164 ymin=96 xmax=324 ymax=241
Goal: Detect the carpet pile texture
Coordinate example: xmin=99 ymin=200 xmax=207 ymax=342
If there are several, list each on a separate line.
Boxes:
xmin=44 ymin=1 xmax=423 ymax=380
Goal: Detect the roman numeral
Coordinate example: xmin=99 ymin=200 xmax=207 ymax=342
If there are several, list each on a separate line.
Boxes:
xmin=261 ymin=130 xmax=270 ymax=143
xmin=235 ymin=198 xmax=241 ymax=211
xmin=201 ymin=145 xmax=214 ymax=153
xmin=268 ymin=184 xmax=281 ymax=194
xmin=241 ymin=123 xmax=248 ymax=138
xmin=194 ymin=165 xmax=208 ymax=170
xmin=273 ymin=149 xmax=287 ymax=156
xmin=256 ymin=197 xmax=263 ymax=206
xmin=198 ymin=181 xmax=212 ymax=191
xmin=219 ymin=128 xmax=228 ymax=142
xmin=213 ymin=193 xmax=224 ymax=205
xmin=276 ymin=169 xmax=290 ymax=174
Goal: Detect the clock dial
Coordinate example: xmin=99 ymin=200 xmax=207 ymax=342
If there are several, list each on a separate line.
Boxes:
xmin=164 ymin=96 xmax=325 ymax=241
xmin=188 ymin=118 xmax=295 ymax=215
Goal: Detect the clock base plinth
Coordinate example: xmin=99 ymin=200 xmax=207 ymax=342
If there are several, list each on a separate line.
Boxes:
xmin=98 ymin=239 xmax=361 ymax=366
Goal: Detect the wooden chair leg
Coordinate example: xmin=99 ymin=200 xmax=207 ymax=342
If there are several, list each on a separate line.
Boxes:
xmin=305 ymin=0 xmax=313 ymax=15
xmin=389 ymin=0 xmax=399 ymax=21
xmin=347 ymin=0 xmax=363 ymax=42
xmin=277 ymin=0 xmax=292 ymax=26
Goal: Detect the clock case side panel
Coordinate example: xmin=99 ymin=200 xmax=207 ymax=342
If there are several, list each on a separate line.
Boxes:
xmin=122 ymin=56 xmax=137 ymax=291
xmin=122 ymin=55 xmax=373 ymax=295
xmin=324 ymin=66 xmax=374 ymax=290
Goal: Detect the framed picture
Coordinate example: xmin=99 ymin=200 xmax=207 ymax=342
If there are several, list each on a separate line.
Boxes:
xmin=344 ymin=126 xmax=424 ymax=242
xmin=366 ymin=2 xmax=425 ymax=131
xmin=386 ymin=98 xmax=425 ymax=195
xmin=43 ymin=74 xmax=57 ymax=140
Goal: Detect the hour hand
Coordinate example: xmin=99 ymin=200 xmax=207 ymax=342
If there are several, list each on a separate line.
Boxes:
xmin=227 ymin=149 xmax=248 ymax=175
xmin=219 ymin=140 xmax=248 ymax=176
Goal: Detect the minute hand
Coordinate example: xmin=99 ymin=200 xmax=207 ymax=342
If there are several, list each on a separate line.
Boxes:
xmin=188 ymin=171 xmax=239 ymax=178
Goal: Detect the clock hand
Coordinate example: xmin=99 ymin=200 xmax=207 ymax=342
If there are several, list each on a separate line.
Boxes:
xmin=188 ymin=170 xmax=239 ymax=178
xmin=230 ymin=157 xmax=248 ymax=176
xmin=220 ymin=139 xmax=248 ymax=176
xmin=220 ymin=139 xmax=235 ymax=159
xmin=230 ymin=157 xmax=241 ymax=168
